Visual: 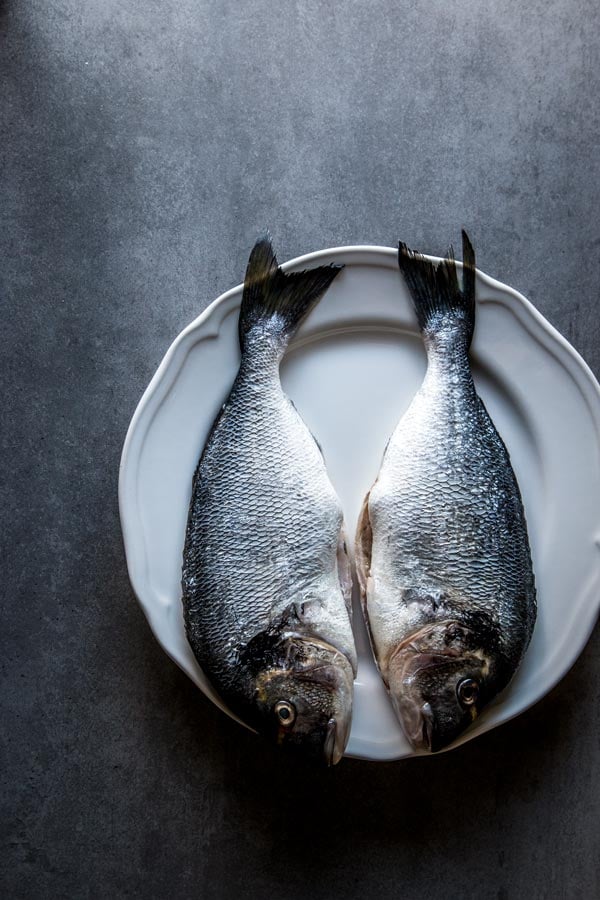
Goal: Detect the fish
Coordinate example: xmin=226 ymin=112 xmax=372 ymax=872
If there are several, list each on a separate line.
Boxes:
xmin=182 ymin=236 xmax=357 ymax=765
xmin=355 ymin=231 xmax=536 ymax=753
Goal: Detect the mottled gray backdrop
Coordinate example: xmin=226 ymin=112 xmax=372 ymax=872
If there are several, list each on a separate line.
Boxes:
xmin=1 ymin=1 xmax=599 ymax=898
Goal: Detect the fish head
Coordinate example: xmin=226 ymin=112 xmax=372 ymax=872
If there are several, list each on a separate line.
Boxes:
xmin=387 ymin=619 xmax=506 ymax=753
xmin=252 ymin=636 xmax=354 ymax=766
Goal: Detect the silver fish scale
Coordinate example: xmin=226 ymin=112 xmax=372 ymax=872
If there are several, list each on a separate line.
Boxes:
xmin=183 ymin=342 xmax=356 ymax=699
xmin=368 ymin=345 xmax=536 ymax=679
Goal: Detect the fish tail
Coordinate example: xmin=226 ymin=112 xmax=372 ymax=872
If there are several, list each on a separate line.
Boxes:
xmin=238 ymin=234 xmax=343 ymax=352
xmin=398 ymin=230 xmax=476 ymax=348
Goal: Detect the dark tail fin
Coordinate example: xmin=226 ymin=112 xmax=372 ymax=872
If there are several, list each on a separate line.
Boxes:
xmin=398 ymin=230 xmax=476 ymax=347
xmin=238 ymin=235 xmax=343 ymax=352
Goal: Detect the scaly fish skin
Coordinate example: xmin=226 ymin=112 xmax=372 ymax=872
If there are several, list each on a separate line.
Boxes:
xmin=356 ymin=233 xmax=536 ymax=753
xmin=182 ymin=238 xmax=356 ymax=764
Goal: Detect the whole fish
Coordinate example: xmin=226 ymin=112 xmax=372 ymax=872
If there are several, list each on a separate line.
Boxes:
xmin=356 ymin=232 xmax=536 ymax=752
xmin=182 ymin=237 xmax=357 ymax=764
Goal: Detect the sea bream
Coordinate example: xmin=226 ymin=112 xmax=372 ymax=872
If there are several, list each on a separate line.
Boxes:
xmin=182 ymin=237 xmax=357 ymax=764
xmin=356 ymin=232 xmax=536 ymax=752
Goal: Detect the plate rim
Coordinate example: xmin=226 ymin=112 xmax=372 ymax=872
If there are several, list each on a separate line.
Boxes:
xmin=119 ymin=244 xmax=600 ymax=760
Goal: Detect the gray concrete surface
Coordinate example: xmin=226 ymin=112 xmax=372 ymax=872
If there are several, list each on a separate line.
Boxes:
xmin=1 ymin=1 xmax=599 ymax=897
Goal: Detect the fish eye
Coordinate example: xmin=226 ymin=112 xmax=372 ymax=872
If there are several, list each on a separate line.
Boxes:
xmin=274 ymin=700 xmax=296 ymax=727
xmin=457 ymin=678 xmax=479 ymax=707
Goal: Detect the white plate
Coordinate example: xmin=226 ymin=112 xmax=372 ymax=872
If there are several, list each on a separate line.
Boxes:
xmin=119 ymin=246 xmax=600 ymax=761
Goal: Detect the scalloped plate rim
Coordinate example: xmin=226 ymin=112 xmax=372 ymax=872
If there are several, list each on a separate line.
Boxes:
xmin=119 ymin=245 xmax=600 ymax=761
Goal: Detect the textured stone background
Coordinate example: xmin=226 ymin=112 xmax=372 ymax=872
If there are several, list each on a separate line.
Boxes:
xmin=2 ymin=1 xmax=599 ymax=898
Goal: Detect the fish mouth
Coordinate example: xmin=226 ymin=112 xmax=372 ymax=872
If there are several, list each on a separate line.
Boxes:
xmin=393 ymin=697 xmax=434 ymax=752
xmin=301 ymin=653 xmax=353 ymax=765
xmin=323 ymin=714 xmax=351 ymax=766
xmin=290 ymin=638 xmax=353 ymax=765
xmin=389 ymin=647 xmax=453 ymax=751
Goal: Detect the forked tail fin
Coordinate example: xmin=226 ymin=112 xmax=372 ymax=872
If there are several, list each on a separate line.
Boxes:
xmin=239 ymin=235 xmax=343 ymax=352
xmin=398 ymin=230 xmax=476 ymax=348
